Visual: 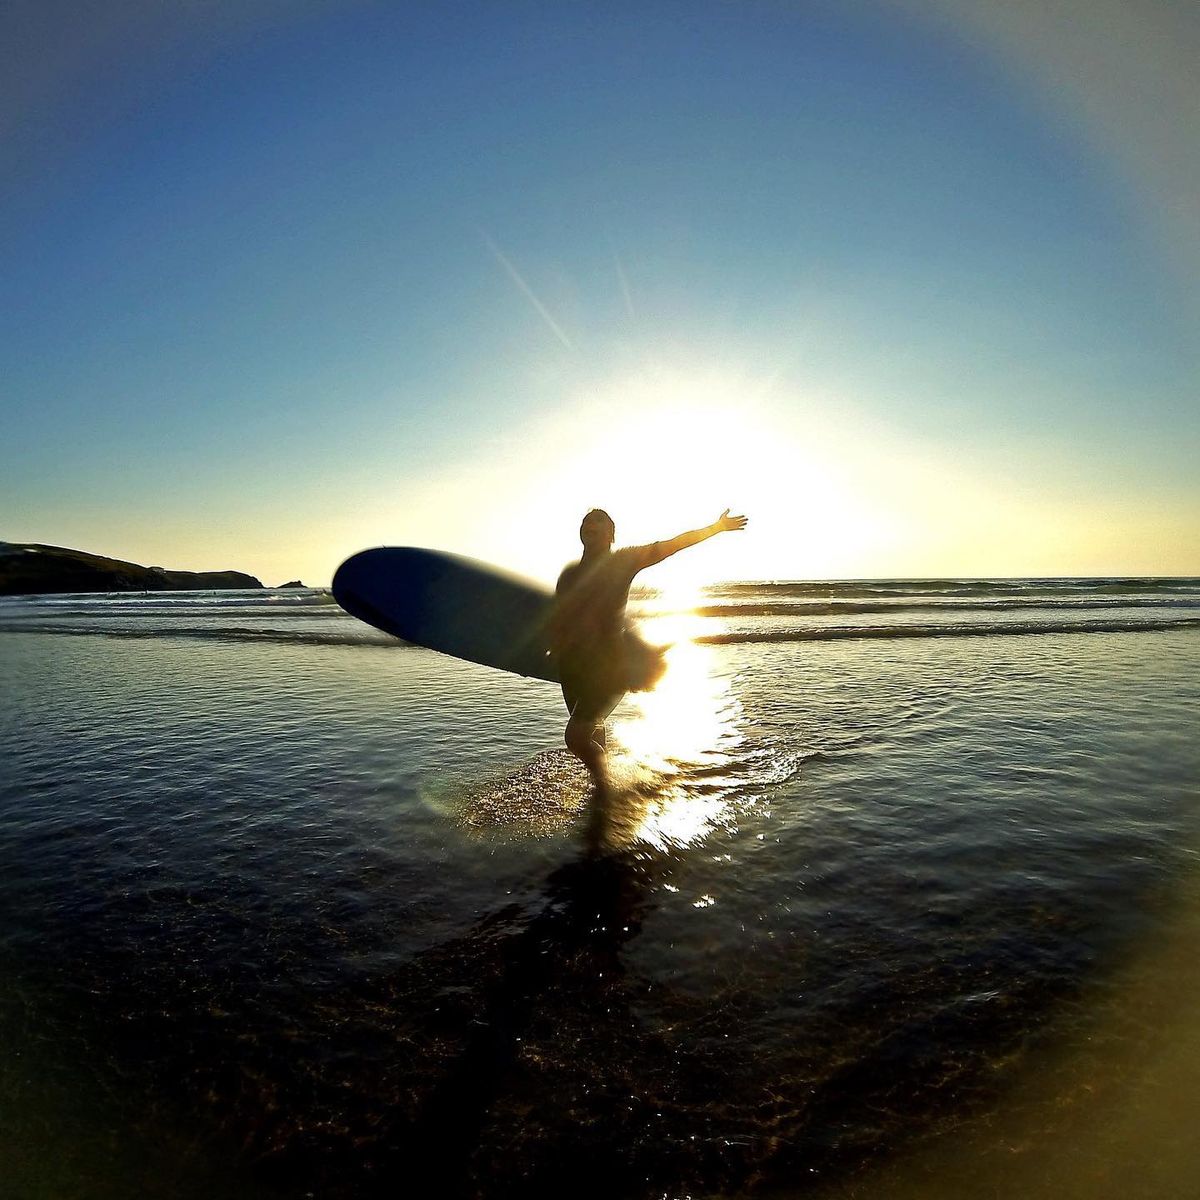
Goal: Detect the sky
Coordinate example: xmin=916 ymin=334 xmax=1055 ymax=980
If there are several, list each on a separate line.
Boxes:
xmin=2 ymin=0 xmax=1197 ymax=587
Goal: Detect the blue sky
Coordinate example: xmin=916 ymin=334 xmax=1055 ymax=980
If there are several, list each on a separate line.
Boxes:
xmin=3 ymin=0 xmax=1196 ymax=584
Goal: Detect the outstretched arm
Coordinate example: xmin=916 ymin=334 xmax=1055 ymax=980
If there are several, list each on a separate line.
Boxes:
xmin=639 ymin=509 xmax=748 ymax=569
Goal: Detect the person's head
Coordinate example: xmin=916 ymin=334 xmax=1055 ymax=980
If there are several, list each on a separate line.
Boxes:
xmin=579 ymin=508 xmax=615 ymax=551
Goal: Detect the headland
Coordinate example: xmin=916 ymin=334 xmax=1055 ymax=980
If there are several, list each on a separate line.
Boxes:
xmin=0 ymin=542 xmax=262 ymax=596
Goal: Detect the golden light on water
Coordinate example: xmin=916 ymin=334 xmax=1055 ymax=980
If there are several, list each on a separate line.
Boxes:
xmin=606 ymin=587 xmax=747 ymax=851
xmin=613 ymin=600 xmax=738 ymax=771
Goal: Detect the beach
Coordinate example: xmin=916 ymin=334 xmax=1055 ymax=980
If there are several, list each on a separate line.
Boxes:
xmin=1 ymin=581 xmax=1198 ymax=1198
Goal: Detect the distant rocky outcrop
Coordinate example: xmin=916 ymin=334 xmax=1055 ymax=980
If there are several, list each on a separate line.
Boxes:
xmin=277 ymin=580 xmax=306 ymax=589
xmin=0 ymin=542 xmax=263 ymax=596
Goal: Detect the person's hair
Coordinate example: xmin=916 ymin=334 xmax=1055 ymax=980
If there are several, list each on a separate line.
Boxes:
xmin=580 ymin=508 xmax=615 ymax=542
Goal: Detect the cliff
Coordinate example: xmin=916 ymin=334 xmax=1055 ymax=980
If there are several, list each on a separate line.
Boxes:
xmin=0 ymin=542 xmax=263 ymax=596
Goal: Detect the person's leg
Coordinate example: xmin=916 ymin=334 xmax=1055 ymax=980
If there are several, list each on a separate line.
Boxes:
xmin=565 ymin=709 xmax=610 ymax=796
xmin=567 ymin=691 xmax=625 ymax=852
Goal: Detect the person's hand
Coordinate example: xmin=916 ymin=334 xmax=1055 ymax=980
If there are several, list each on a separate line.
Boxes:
xmin=715 ymin=509 xmax=748 ymax=533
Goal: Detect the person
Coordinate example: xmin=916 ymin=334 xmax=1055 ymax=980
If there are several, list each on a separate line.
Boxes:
xmin=550 ymin=507 xmax=748 ymax=805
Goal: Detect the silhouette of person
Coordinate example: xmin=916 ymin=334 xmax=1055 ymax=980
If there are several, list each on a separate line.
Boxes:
xmin=551 ymin=508 xmax=748 ymax=811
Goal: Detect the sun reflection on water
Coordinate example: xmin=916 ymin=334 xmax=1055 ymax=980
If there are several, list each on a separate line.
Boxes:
xmin=607 ymin=589 xmax=746 ymax=851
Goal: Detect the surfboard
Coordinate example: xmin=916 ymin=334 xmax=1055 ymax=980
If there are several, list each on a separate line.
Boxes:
xmin=333 ymin=547 xmax=559 ymax=681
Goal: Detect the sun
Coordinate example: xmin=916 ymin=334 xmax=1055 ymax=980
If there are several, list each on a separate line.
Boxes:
xmin=397 ymin=359 xmax=904 ymax=584
xmin=479 ymin=363 xmax=898 ymax=584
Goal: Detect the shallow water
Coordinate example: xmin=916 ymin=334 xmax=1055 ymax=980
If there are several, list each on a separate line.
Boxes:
xmin=1 ymin=585 xmax=1198 ymax=1198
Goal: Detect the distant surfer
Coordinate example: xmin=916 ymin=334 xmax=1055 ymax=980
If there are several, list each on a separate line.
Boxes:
xmin=551 ymin=508 xmax=748 ymax=814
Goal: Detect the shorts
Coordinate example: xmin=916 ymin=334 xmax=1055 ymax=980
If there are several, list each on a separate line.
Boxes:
xmin=558 ymin=650 xmax=625 ymax=725
xmin=556 ymin=633 xmax=666 ymax=724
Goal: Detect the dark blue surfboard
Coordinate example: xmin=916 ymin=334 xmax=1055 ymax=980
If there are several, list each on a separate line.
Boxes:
xmin=332 ymin=547 xmax=559 ymax=681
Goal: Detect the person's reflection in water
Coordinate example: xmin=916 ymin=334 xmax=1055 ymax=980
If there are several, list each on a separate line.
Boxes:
xmin=550 ymin=507 xmax=747 ymax=849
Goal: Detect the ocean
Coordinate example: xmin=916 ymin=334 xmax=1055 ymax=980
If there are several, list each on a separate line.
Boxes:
xmin=2 ymin=578 xmax=1198 ymax=1199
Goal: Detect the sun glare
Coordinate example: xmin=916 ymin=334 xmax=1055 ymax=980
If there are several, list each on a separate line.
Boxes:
xmin=471 ymin=363 xmax=902 ymax=584
xmin=372 ymin=360 xmax=1022 ymax=587
xmin=599 ymin=582 xmax=748 ymax=850
xmin=614 ymin=589 xmax=738 ymax=772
